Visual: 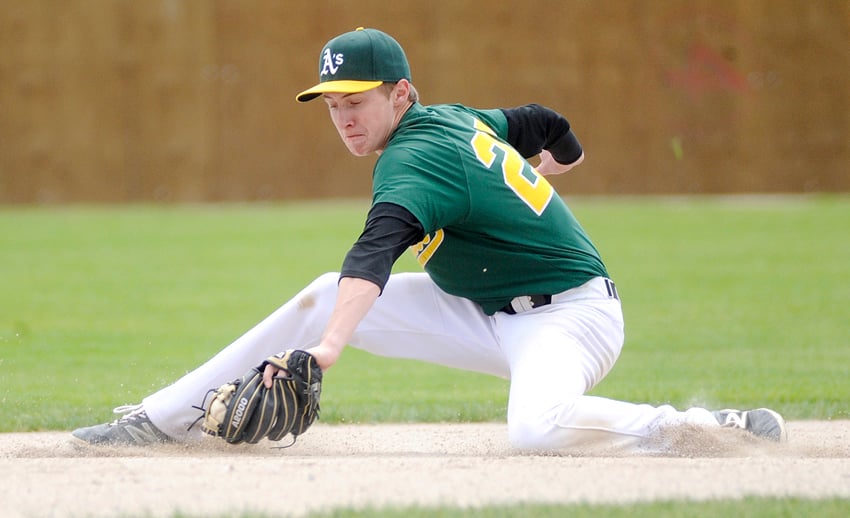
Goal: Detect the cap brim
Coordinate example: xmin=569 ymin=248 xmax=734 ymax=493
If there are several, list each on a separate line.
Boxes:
xmin=296 ymin=79 xmax=384 ymax=102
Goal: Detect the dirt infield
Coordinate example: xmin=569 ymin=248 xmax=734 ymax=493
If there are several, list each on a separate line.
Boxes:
xmin=2 ymin=421 xmax=849 ymax=517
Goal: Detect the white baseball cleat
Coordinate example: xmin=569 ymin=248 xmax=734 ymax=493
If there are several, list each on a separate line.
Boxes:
xmin=712 ymin=408 xmax=788 ymax=442
xmin=71 ymin=404 xmax=171 ymax=446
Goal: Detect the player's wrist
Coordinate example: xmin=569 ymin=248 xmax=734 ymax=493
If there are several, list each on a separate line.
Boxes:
xmin=309 ymin=342 xmax=343 ymax=371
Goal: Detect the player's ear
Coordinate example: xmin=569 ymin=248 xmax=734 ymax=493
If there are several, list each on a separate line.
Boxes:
xmin=392 ymin=79 xmax=411 ymax=105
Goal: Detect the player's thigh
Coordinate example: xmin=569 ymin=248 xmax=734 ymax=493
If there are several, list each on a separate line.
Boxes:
xmin=350 ymin=272 xmax=508 ymax=377
xmin=498 ymin=300 xmax=624 ymax=412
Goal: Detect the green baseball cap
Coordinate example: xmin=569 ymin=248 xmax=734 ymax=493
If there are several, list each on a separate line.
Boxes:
xmin=296 ymin=27 xmax=411 ymax=103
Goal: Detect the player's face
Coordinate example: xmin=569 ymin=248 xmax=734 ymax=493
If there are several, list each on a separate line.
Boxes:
xmin=323 ymin=86 xmax=398 ymax=156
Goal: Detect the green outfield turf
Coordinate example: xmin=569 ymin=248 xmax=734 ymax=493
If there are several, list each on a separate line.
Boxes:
xmin=305 ymin=498 xmax=850 ymax=518
xmin=0 ymin=195 xmax=848 ymax=432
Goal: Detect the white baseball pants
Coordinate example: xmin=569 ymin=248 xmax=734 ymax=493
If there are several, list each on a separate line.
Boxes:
xmin=143 ymin=272 xmax=717 ymax=451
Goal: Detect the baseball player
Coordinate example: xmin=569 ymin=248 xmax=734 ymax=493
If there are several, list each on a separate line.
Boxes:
xmin=73 ymin=28 xmax=786 ymax=451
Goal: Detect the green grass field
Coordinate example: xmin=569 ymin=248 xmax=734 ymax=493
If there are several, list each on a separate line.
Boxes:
xmin=308 ymin=498 xmax=850 ymax=518
xmin=1 ymin=196 xmax=848 ymax=432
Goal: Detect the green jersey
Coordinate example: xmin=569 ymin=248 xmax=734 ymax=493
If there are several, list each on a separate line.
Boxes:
xmin=373 ymin=103 xmax=608 ymax=315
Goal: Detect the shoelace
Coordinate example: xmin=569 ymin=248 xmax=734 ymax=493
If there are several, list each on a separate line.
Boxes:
xmin=109 ymin=403 xmax=144 ymax=425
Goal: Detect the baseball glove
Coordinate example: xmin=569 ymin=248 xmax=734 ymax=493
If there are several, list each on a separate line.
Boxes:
xmin=198 ymin=349 xmax=322 ymax=445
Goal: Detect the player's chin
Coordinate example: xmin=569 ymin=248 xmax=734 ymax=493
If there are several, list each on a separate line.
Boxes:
xmin=343 ymin=137 xmax=374 ymax=156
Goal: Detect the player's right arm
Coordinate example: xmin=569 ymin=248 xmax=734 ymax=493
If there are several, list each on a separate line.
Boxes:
xmin=306 ymin=276 xmax=381 ymax=370
xmin=501 ymin=104 xmax=584 ymax=175
xmin=262 ymin=275 xmax=380 ymax=382
xmin=307 ymin=202 xmax=424 ymax=371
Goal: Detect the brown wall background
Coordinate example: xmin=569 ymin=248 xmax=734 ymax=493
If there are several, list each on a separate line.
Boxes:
xmin=1 ymin=0 xmax=848 ymax=204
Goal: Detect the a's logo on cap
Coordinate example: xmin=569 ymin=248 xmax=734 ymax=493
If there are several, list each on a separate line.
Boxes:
xmin=320 ymin=48 xmax=344 ymax=76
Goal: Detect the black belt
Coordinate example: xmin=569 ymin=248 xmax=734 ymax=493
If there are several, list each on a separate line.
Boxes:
xmin=500 ymin=279 xmax=619 ymax=315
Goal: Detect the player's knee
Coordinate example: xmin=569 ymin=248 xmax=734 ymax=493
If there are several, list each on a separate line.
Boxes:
xmin=293 ymin=272 xmax=340 ymax=320
xmin=307 ymin=272 xmax=340 ymax=294
xmin=507 ymin=412 xmax=553 ymax=450
xmin=300 ymin=272 xmax=340 ymax=302
xmin=508 ymin=419 xmax=544 ymax=450
xmin=507 ymin=400 xmax=581 ymax=451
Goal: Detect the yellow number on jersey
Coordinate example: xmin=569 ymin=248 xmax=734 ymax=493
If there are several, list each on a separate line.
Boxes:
xmin=411 ymin=229 xmax=444 ymax=267
xmin=470 ymin=119 xmax=554 ymax=215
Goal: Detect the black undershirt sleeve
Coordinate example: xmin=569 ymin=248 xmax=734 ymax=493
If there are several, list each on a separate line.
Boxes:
xmin=501 ymin=104 xmax=583 ymax=164
xmin=340 ymin=202 xmax=425 ymax=292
